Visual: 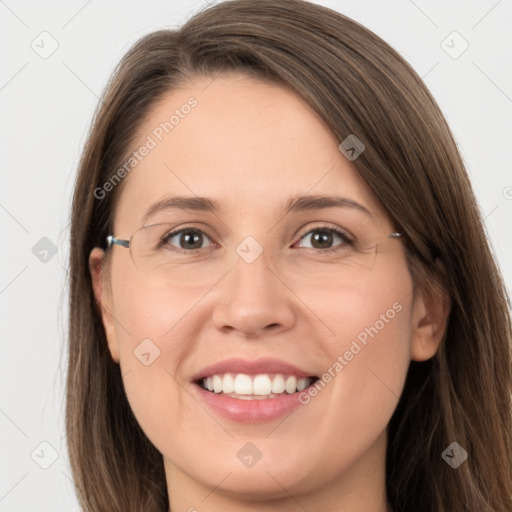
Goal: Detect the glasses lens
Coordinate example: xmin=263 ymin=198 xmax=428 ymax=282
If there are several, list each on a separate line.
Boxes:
xmin=130 ymin=224 xmax=219 ymax=281
xmin=129 ymin=223 xmax=399 ymax=283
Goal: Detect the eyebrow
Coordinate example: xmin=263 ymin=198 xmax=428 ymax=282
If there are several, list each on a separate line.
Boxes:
xmin=284 ymin=194 xmax=372 ymax=217
xmin=142 ymin=193 xmax=372 ymax=223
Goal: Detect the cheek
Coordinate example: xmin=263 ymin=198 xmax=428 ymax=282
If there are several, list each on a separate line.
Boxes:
xmin=110 ymin=257 xmax=214 ymax=343
xmin=299 ymin=262 xmax=413 ymax=366
xmin=107 ymin=264 xmax=208 ymax=447
xmin=329 ymin=292 xmax=412 ymax=418
xmin=299 ymin=263 xmax=414 ymax=418
xmin=273 ymin=273 xmax=414 ymax=483
xmin=111 ymin=292 xmax=201 ymax=460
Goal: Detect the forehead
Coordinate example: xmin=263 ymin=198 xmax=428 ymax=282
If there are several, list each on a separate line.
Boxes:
xmin=112 ymin=74 xmax=386 ymax=233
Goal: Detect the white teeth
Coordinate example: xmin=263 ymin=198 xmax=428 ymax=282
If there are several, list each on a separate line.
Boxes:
xmin=212 ymin=375 xmax=223 ymax=393
xmin=285 ymin=376 xmax=297 ymax=394
xmin=253 ymin=374 xmax=272 ymax=395
xmin=297 ymin=378 xmax=309 ymax=391
xmin=200 ymin=373 xmax=314 ymax=397
xmin=271 ymin=374 xmax=285 ymax=393
xmin=234 ymin=374 xmax=253 ymax=395
xmin=222 ymin=374 xmax=235 ymax=393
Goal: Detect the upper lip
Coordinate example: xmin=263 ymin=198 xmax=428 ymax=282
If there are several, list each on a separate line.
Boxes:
xmin=191 ymin=357 xmax=317 ymax=382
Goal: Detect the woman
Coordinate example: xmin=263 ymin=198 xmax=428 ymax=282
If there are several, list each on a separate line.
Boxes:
xmin=65 ymin=0 xmax=512 ymax=510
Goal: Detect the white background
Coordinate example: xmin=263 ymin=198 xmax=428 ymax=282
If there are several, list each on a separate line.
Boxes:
xmin=1 ymin=1 xmax=511 ymax=510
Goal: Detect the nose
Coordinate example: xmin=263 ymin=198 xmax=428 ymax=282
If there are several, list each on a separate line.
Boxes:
xmin=212 ymin=247 xmax=296 ymax=338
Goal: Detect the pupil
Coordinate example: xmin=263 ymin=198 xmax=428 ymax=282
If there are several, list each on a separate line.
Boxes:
xmin=312 ymin=231 xmax=332 ymax=249
xmin=182 ymin=231 xmax=202 ymax=249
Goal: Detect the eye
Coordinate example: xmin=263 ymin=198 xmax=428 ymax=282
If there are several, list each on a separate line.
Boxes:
xmin=293 ymin=225 xmax=354 ymax=252
xmin=158 ymin=224 xmax=354 ymax=254
xmin=161 ymin=228 xmax=215 ymax=251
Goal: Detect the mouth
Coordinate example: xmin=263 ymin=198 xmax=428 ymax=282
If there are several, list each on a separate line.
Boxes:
xmin=195 ymin=373 xmax=320 ymax=400
xmin=190 ymin=357 xmax=321 ymax=422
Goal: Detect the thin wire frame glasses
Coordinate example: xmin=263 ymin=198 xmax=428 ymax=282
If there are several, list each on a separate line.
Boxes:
xmin=105 ymin=223 xmax=403 ymax=280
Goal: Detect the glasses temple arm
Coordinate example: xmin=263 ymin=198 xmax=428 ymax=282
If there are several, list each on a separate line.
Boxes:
xmin=106 ymin=235 xmax=130 ymax=249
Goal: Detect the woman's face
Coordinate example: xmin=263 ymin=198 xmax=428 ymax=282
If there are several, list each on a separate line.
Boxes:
xmin=91 ymin=74 xmax=440 ymax=509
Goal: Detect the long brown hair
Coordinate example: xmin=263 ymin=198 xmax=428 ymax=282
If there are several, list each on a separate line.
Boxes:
xmin=66 ymin=1 xmax=512 ymax=510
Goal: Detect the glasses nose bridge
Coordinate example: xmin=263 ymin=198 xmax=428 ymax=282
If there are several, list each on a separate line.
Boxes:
xmin=232 ymin=233 xmax=267 ymax=266
xmin=216 ymin=242 xmax=292 ymax=324
xmin=224 ymin=235 xmax=282 ymax=285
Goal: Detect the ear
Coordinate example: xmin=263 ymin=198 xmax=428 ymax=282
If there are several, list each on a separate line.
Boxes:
xmin=410 ymin=260 xmax=451 ymax=362
xmin=89 ymin=247 xmax=120 ymax=363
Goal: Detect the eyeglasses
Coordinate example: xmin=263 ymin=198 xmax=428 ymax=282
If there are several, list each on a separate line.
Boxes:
xmin=106 ymin=222 xmax=403 ymax=283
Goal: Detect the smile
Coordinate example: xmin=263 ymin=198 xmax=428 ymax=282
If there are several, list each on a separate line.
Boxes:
xmin=198 ymin=373 xmax=318 ymax=399
xmin=191 ymin=358 xmax=321 ymax=422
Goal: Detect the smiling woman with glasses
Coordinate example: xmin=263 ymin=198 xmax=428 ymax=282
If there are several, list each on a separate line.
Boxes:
xmin=65 ymin=1 xmax=512 ymax=511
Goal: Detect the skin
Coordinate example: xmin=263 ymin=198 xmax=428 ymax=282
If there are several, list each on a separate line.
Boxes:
xmin=90 ymin=74 xmax=450 ymax=512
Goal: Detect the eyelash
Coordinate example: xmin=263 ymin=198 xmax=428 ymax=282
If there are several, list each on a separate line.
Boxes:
xmin=160 ymin=224 xmax=354 ymax=255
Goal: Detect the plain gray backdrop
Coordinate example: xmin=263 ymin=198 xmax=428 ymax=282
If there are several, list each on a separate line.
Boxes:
xmin=1 ymin=1 xmax=511 ymax=510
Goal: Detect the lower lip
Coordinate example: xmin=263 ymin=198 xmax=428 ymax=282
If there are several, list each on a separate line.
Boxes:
xmin=192 ymin=383 xmax=310 ymax=422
